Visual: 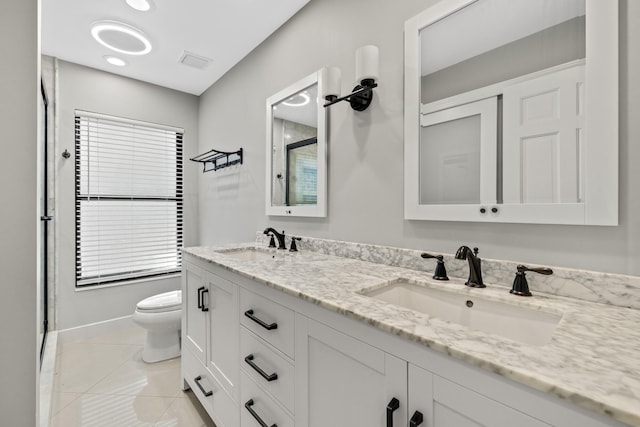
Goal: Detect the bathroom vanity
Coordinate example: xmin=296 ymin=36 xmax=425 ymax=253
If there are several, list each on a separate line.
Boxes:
xmin=181 ymin=238 xmax=639 ymax=427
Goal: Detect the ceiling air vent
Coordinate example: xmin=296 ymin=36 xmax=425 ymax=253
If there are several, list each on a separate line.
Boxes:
xmin=178 ymin=51 xmax=212 ymax=70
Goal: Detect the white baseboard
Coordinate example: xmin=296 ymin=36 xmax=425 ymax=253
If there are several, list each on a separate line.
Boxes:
xmin=57 ymin=315 xmax=135 ymax=345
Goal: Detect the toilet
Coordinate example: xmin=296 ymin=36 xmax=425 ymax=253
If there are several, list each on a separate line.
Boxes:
xmin=133 ymin=290 xmax=182 ymax=363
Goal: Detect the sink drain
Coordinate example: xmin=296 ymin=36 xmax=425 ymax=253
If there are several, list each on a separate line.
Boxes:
xmin=465 ymin=300 xmax=474 ymax=308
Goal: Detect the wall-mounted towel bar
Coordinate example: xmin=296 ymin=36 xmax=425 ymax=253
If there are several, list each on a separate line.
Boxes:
xmin=190 ymin=147 xmax=243 ymax=172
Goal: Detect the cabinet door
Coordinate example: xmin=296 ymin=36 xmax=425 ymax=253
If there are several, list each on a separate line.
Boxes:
xmin=295 ymin=315 xmax=407 ymax=427
xmin=409 ymin=364 xmax=549 ymax=427
xmin=182 ymin=262 xmax=207 ymax=363
xmin=206 ymin=271 xmax=240 ymax=401
xmin=407 ymin=362 xmax=433 ymax=427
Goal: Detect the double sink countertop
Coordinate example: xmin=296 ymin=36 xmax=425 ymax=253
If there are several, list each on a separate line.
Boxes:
xmin=183 ymin=243 xmax=640 ymax=426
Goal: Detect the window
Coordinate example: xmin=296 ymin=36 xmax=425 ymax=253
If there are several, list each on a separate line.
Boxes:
xmin=75 ymin=111 xmax=183 ymax=287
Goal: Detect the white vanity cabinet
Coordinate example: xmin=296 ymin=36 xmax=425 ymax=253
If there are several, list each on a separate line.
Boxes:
xmin=182 ymin=253 xmax=630 ymax=427
xmin=181 ymin=259 xmax=240 ymax=427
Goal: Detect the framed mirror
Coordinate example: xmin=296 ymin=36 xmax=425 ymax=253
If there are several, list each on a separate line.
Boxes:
xmin=266 ymin=69 xmax=327 ymax=217
xmin=404 ymin=0 xmax=618 ymax=225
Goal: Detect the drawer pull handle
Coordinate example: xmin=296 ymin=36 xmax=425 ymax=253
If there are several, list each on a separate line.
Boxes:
xmin=197 ymin=286 xmax=204 ymax=309
xmin=245 ymin=354 xmax=278 ymax=382
xmin=200 ymin=288 xmax=209 ymax=312
xmin=244 ymin=399 xmax=277 ymax=427
xmin=386 ymin=397 xmax=399 ymax=427
xmin=194 ymin=375 xmax=213 ymax=397
xmin=410 ymin=410 xmax=424 ymax=426
xmin=244 ymin=309 xmax=278 ymax=330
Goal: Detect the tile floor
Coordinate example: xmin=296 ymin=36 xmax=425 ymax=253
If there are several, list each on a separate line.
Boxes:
xmin=49 ymin=326 xmax=215 ymax=427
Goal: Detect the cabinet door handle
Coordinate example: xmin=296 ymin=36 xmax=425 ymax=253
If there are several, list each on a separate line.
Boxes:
xmin=244 ymin=309 xmax=278 ymax=330
xmin=244 ymin=399 xmax=277 ymax=427
xmin=244 ymin=354 xmax=278 ymax=382
xmin=194 ymin=375 xmax=213 ymax=397
xmin=386 ymin=397 xmax=400 ymax=427
xmin=197 ymin=286 xmax=204 ymax=309
xmin=200 ymin=288 xmax=209 ymax=312
xmin=410 ymin=410 xmax=424 ymax=426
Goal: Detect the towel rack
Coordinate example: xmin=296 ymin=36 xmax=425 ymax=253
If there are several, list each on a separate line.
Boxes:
xmin=190 ymin=148 xmax=243 ymax=172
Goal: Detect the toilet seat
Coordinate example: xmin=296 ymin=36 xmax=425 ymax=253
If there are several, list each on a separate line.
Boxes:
xmin=136 ymin=290 xmax=182 ymax=313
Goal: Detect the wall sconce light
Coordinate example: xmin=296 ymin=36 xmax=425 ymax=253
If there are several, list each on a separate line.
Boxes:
xmin=323 ymin=45 xmax=379 ymax=111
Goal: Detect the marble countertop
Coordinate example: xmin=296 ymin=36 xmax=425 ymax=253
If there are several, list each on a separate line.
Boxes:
xmin=183 ymin=244 xmax=640 ymax=426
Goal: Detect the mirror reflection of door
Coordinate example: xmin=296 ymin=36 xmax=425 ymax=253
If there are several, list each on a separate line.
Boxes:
xmin=286 ymin=138 xmax=317 ymax=205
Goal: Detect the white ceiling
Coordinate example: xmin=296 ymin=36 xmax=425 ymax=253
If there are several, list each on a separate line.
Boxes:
xmin=273 ymin=84 xmax=318 ymax=128
xmin=41 ymin=0 xmax=310 ymax=95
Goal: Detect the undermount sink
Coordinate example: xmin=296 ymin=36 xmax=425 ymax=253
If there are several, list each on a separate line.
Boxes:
xmin=359 ymin=279 xmax=562 ymax=346
xmin=216 ymin=248 xmax=277 ymax=261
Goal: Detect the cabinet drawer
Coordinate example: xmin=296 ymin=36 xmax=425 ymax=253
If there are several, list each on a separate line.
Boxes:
xmin=183 ymin=352 xmax=239 ymax=427
xmin=241 ymin=327 xmax=295 ymax=413
xmin=241 ymin=372 xmax=294 ymax=427
xmin=240 ymin=288 xmax=295 ymax=358
xmin=433 ymin=375 xmax=549 ymax=427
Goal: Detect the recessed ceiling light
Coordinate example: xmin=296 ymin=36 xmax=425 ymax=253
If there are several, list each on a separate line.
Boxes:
xmin=91 ymin=21 xmax=152 ymax=55
xmin=125 ymin=0 xmax=153 ymax=12
xmin=104 ymin=55 xmax=127 ymax=66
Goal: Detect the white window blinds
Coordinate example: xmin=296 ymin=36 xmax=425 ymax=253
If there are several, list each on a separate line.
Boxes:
xmin=75 ymin=112 xmax=183 ymax=287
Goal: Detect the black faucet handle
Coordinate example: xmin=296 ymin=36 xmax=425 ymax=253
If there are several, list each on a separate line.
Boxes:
xmin=268 ymin=234 xmax=276 ymax=248
xmin=420 ymin=253 xmax=449 ymax=281
xmin=516 ymin=265 xmax=553 ymax=275
xmin=289 ymin=237 xmax=301 ymax=252
xmin=511 ymin=265 xmax=553 ymax=297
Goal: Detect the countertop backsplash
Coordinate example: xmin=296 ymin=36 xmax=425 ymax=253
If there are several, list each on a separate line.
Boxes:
xmin=255 ymin=232 xmax=640 ymax=310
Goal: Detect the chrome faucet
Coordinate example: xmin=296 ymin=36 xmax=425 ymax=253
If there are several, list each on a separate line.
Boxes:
xmin=455 ymin=246 xmax=485 ymax=288
xmin=263 ymin=228 xmax=287 ymax=250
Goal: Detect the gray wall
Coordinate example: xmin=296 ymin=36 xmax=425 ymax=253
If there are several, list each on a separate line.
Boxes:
xmin=0 ymin=0 xmax=39 ymax=424
xmin=55 ymin=60 xmax=200 ymax=330
xmin=422 ymin=16 xmax=586 ymax=102
xmin=198 ymin=0 xmax=640 ymax=277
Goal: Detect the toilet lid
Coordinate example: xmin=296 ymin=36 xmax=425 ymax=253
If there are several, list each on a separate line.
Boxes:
xmin=137 ymin=290 xmax=182 ymax=312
